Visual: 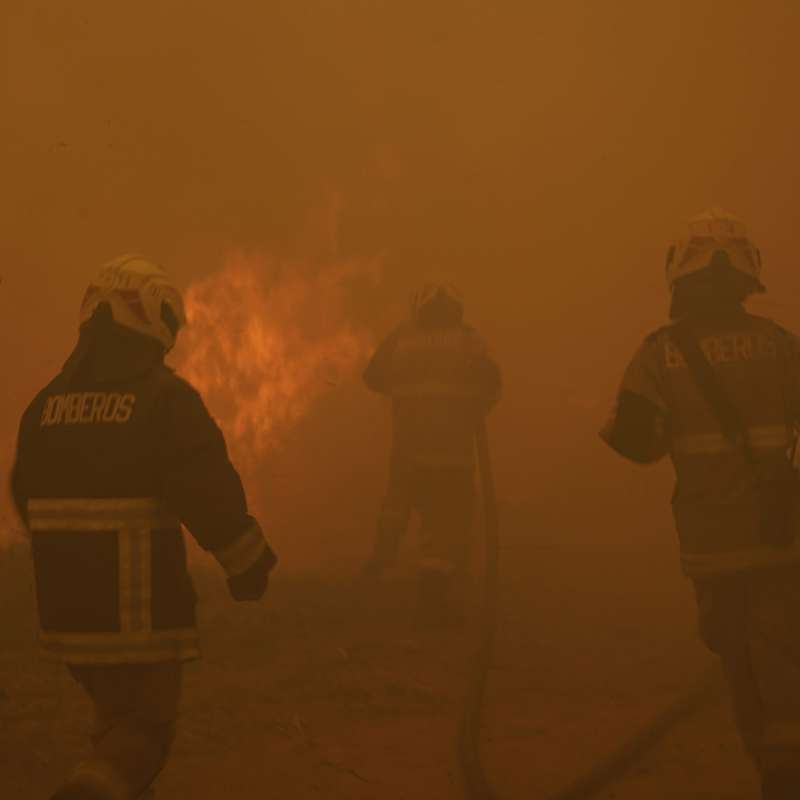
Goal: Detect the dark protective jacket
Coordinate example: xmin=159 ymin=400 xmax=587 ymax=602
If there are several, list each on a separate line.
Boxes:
xmin=10 ymin=324 xmax=276 ymax=665
xmin=364 ymin=321 xmax=501 ymax=468
xmin=602 ymin=310 xmax=800 ymax=576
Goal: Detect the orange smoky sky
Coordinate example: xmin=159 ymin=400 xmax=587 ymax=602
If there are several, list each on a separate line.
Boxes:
xmin=3 ymin=1 xmax=800 ymax=561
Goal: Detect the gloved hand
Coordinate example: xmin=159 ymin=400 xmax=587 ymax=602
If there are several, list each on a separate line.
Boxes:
xmin=227 ymin=548 xmax=276 ymax=601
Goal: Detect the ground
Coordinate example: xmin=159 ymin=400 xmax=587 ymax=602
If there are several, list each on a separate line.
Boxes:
xmin=0 ymin=512 xmax=761 ymax=799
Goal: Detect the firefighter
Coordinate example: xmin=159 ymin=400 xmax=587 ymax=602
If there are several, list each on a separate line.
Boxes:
xmin=602 ymin=210 xmax=800 ymax=799
xmin=10 ymin=255 xmax=277 ymax=800
xmin=362 ymin=281 xmax=501 ymax=623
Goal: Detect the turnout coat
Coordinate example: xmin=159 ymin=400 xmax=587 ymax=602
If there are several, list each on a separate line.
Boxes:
xmin=11 ymin=327 xmax=275 ymax=665
xmin=364 ymin=321 xmax=501 ymax=469
xmin=603 ymin=311 xmax=800 ymax=576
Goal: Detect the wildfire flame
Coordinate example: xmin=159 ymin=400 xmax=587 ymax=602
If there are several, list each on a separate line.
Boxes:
xmin=174 ymin=252 xmax=376 ymax=468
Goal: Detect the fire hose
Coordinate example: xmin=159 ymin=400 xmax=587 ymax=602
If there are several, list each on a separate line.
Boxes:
xmin=457 ymin=418 xmax=719 ymax=799
xmin=457 ymin=417 xmax=500 ymax=799
xmin=549 ymin=667 xmax=718 ymax=800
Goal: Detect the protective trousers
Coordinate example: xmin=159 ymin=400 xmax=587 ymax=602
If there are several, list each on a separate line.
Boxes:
xmin=695 ymin=567 xmax=800 ymax=798
xmin=371 ymin=462 xmax=474 ymax=620
xmin=372 ymin=463 xmax=474 ymax=571
xmin=368 ymin=456 xmax=414 ymax=572
xmin=413 ymin=467 xmax=474 ymax=580
xmin=53 ymin=663 xmax=182 ymax=800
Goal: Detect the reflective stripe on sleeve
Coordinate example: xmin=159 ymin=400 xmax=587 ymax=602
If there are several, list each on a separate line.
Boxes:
xmin=27 ymin=497 xmax=179 ymax=531
xmin=213 ymin=520 xmax=268 ymax=578
xmin=673 ymin=426 xmax=790 ymax=456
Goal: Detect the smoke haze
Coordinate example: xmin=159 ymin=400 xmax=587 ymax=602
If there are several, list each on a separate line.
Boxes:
xmin=4 ymin=1 xmax=800 ymax=564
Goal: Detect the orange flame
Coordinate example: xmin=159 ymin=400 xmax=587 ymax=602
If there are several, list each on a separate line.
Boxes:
xmin=173 ymin=252 xmax=376 ymax=469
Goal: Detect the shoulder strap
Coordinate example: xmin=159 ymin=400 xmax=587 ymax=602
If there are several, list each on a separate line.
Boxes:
xmin=670 ymin=323 xmax=757 ymax=469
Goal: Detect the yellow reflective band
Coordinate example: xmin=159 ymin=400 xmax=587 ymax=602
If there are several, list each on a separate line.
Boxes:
xmin=420 ymin=557 xmax=455 ymax=575
xmin=213 ymin=521 xmax=267 ymax=577
xmin=27 ymin=497 xmax=179 ymax=531
xmin=681 ymin=547 xmax=800 ymax=576
xmin=673 ymin=426 xmax=790 ymax=456
xmin=392 ymin=381 xmax=482 ymax=398
xmin=119 ymin=531 xmax=133 ymax=633
xmin=39 ymin=645 xmax=202 ymax=667
xmin=409 ymin=453 xmax=475 ymax=468
xmin=137 ymin=530 xmax=152 ymax=634
xmin=45 ymin=646 xmax=202 ymax=667
xmin=39 ymin=628 xmax=199 ymax=646
xmin=118 ymin=528 xmax=152 ymax=635
xmin=41 ymin=645 xmax=201 ymax=665
xmin=38 ymin=628 xmax=200 ymax=665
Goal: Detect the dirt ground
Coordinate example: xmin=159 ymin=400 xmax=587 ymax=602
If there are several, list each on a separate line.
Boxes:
xmin=0 ymin=510 xmax=761 ymax=799
xmin=593 ymin=698 xmax=758 ymax=800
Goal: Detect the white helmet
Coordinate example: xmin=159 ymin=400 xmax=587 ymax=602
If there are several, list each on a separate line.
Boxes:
xmin=666 ymin=208 xmax=763 ymax=290
xmin=79 ymin=255 xmax=186 ymax=352
xmin=410 ymin=281 xmax=464 ymax=320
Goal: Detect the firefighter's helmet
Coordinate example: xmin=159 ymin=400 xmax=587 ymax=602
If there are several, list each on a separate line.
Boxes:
xmin=666 ymin=208 xmax=763 ymax=291
xmin=79 ymin=255 xmax=186 ymax=352
xmin=410 ymin=281 xmax=464 ymax=321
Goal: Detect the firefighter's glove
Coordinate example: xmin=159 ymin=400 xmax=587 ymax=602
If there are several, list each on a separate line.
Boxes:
xmin=228 ymin=548 xmax=277 ymax=602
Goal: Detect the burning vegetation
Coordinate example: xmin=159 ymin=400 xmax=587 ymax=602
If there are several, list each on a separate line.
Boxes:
xmin=173 ymin=252 xmax=378 ymax=500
